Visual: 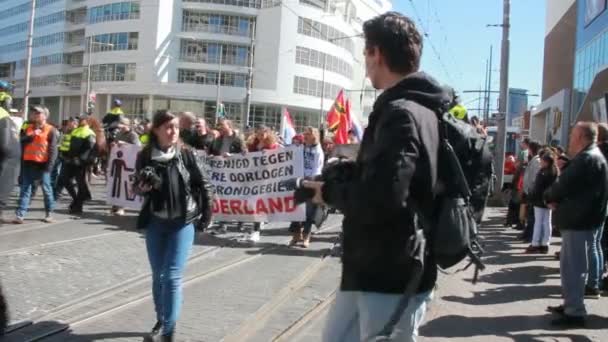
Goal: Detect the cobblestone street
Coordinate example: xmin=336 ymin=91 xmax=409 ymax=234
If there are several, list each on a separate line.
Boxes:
xmin=1 ymin=185 xmax=607 ymax=341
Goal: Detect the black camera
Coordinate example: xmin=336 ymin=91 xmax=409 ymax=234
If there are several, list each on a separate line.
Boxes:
xmin=286 ymin=159 xmax=357 ymax=205
xmin=133 ymin=166 xmax=162 ymax=190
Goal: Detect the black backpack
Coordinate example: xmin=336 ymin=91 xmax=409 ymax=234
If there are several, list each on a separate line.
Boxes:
xmin=430 ymin=108 xmax=492 ymax=272
xmin=371 ymin=101 xmax=493 ymax=341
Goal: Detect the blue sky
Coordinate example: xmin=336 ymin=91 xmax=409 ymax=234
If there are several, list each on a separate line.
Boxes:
xmin=393 ymin=0 xmax=546 ymax=115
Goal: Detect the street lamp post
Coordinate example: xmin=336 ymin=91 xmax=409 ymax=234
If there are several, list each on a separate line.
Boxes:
xmin=83 ymin=38 xmax=114 ymax=113
xmin=22 ymin=0 xmax=37 ymax=118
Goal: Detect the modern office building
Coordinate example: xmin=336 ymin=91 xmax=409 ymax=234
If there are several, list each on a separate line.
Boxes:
xmin=533 ymin=0 xmax=608 ymax=145
xmin=507 ymin=87 xmax=528 ymax=126
xmin=0 ymin=0 xmax=391 ymax=130
xmin=530 ymin=0 xmax=577 ymax=145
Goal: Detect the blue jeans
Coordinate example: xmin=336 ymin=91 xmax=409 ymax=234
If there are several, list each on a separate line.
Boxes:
xmin=587 ymin=224 xmax=605 ymax=289
xmin=322 ymin=290 xmax=433 ymax=342
xmin=145 ymin=217 xmax=194 ymax=335
xmin=560 ymin=229 xmax=598 ymax=317
xmin=16 ymin=165 xmax=54 ymax=218
xmin=50 ymin=159 xmax=62 ymax=191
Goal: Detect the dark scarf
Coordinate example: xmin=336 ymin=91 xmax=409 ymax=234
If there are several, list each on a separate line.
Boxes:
xmin=150 ymin=147 xmax=183 ymax=219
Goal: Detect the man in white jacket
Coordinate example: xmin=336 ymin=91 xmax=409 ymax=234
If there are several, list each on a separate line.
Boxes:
xmin=521 ymin=141 xmax=541 ymax=241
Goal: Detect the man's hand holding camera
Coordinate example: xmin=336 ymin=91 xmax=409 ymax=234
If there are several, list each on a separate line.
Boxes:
xmin=302 ymin=180 xmax=325 ymax=205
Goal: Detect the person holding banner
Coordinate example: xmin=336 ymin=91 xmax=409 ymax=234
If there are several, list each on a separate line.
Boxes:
xmin=290 ymin=127 xmax=324 ymax=248
xmin=244 ymin=125 xmax=279 ymax=242
xmin=134 ymin=110 xmax=213 ymax=342
xmin=209 ymin=118 xmax=245 ymax=234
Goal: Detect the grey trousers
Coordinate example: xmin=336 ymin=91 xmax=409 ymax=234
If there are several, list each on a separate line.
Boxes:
xmin=560 ymin=229 xmax=597 ymax=317
xmin=0 ymin=160 xmax=20 ymax=213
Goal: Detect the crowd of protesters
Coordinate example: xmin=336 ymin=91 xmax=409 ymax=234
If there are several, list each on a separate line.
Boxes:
xmin=503 ymin=124 xmax=608 ymax=327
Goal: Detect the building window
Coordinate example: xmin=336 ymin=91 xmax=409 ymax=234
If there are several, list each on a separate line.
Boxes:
xmin=88 ymin=32 xmax=139 ymax=52
xmin=88 ymin=2 xmax=140 ymax=24
xmin=293 ymin=76 xmax=342 ymax=99
xmin=178 ymin=69 xmax=247 ymax=87
xmin=0 ymin=32 xmax=67 ymax=53
xmin=299 ymin=0 xmax=327 ymax=10
xmin=22 ymin=73 xmax=82 ymax=88
xmin=297 ymin=17 xmax=355 ymax=54
xmin=90 ymin=63 xmax=136 ymax=82
xmin=295 ymin=46 xmax=353 ymax=79
xmin=182 ymin=11 xmax=254 ymax=37
xmin=180 ymin=40 xmax=250 ymax=66
xmin=0 ymin=11 xmax=66 ymax=36
xmin=182 ymin=0 xmax=261 ymax=9
xmin=0 ymin=0 xmax=61 ymax=21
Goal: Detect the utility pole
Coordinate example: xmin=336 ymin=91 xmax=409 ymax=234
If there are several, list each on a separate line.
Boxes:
xmin=493 ymin=0 xmax=510 ymax=197
xmin=84 ymin=35 xmax=93 ymax=113
xmin=215 ymin=45 xmax=224 ymax=124
xmin=485 ymin=45 xmax=493 ymax=124
xmin=319 ymin=54 xmax=327 ymax=129
xmin=243 ymin=20 xmax=256 ymax=129
xmin=483 ymin=59 xmax=489 ymax=123
xmin=22 ymin=0 xmax=36 ymax=118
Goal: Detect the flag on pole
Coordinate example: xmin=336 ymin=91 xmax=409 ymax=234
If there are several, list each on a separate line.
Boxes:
xmin=326 ymin=89 xmax=350 ymax=144
xmin=346 ymin=99 xmax=363 ymax=142
xmin=280 ymin=107 xmax=296 ymax=144
xmin=216 ymin=103 xmax=225 ymax=118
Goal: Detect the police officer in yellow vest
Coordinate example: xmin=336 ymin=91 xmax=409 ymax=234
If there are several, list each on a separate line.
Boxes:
xmin=54 ymin=117 xmax=79 ymax=199
xmin=63 ymin=116 xmax=96 ymax=214
xmin=0 ymin=107 xmax=21 ymax=221
xmin=0 ymin=81 xmax=13 ymax=111
xmin=447 ymin=89 xmax=469 ymax=123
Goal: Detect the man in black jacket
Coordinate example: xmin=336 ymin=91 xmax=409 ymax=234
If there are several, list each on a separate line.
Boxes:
xmin=545 ymin=122 xmax=608 ymax=327
xmin=305 ymin=12 xmax=445 ymax=341
xmin=597 ymin=122 xmax=608 ymax=291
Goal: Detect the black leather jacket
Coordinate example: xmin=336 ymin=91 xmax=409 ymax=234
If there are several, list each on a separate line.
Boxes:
xmin=135 ymin=146 xmax=214 ymax=230
xmin=321 ymin=72 xmax=446 ymax=294
xmin=545 ymin=144 xmax=608 ymax=230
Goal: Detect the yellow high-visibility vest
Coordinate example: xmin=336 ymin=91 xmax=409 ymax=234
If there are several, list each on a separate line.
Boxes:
xmin=109 ymin=107 xmax=124 ymax=115
xmin=449 ymin=104 xmax=468 ymax=121
xmin=59 ymin=133 xmax=72 ymax=152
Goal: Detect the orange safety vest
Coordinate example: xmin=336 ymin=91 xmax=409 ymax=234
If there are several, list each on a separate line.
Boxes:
xmin=23 ymin=124 xmax=52 ymax=163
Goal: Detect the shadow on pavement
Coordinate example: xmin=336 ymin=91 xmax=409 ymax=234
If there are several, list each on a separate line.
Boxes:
xmin=441 ymin=284 xmax=562 ymax=305
xmin=420 ymin=314 xmax=605 ymax=340
xmin=2 ymin=320 xmax=147 ymax=342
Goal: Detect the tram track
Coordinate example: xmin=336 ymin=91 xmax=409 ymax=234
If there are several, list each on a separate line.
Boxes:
xmin=3 ymin=223 xmax=342 ymax=342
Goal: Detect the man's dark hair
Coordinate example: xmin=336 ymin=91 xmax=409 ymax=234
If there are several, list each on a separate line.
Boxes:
xmin=363 ymin=12 xmax=423 ymax=74
xmin=522 ymin=137 xmax=530 ymax=146
xmin=529 ymin=140 xmax=541 ymax=156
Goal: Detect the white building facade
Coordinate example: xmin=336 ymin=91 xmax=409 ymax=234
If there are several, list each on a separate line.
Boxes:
xmin=0 ymin=0 xmax=391 ymax=130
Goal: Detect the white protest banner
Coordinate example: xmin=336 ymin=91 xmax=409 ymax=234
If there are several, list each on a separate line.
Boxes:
xmin=106 ymin=143 xmax=143 ymax=210
xmin=204 ymin=146 xmax=305 ymax=222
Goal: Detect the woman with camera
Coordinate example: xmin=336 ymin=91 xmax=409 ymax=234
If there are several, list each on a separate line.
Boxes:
xmin=133 ymin=110 xmax=213 ymax=342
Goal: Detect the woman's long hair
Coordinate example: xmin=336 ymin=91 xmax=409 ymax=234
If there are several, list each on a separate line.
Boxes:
xmin=541 ymin=151 xmax=559 ymax=177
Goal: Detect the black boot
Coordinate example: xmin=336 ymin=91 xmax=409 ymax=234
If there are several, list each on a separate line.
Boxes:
xmin=151 ymin=321 xmax=162 ymax=335
xmin=161 ymin=333 xmax=174 ymax=342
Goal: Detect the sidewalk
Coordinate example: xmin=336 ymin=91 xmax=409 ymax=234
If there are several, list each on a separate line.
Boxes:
xmin=420 ymin=207 xmax=608 ymax=342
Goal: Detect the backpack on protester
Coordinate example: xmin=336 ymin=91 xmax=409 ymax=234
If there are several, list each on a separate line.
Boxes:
xmin=370 ymin=99 xmax=493 ymax=341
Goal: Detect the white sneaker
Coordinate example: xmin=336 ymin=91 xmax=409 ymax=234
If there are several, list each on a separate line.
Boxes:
xmin=247 ymin=231 xmax=260 ymax=242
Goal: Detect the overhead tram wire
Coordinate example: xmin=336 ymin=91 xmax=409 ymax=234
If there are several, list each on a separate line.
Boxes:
xmin=407 ymin=0 xmax=455 ymax=85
